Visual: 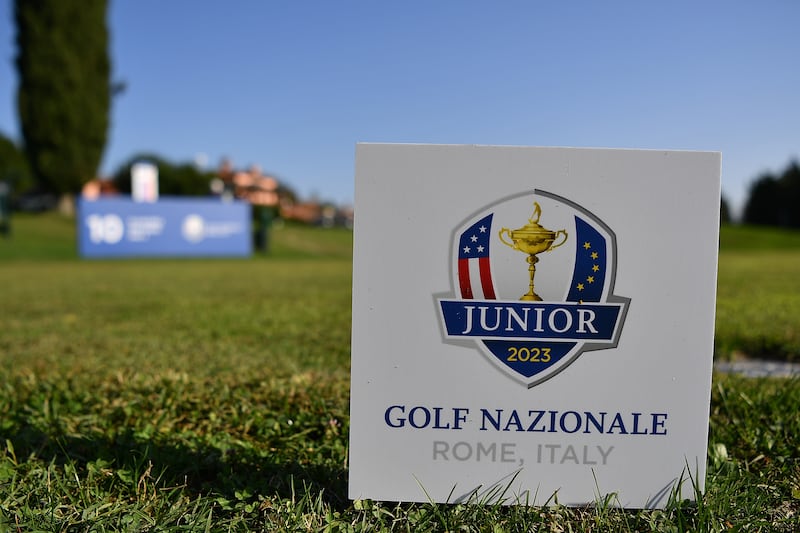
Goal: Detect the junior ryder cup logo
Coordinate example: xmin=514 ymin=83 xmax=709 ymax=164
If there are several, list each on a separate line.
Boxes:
xmin=437 ymin=190 xmax=630 ymax=388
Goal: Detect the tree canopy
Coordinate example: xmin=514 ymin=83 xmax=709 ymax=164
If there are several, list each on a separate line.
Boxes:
xmin=15 ymin=0 xmax=110 ymax=195
xmin=743 ymin=161 xmax=800 ymax=228
xmin=720 ymin=195 xmax=731 ymax=224
xmin=111 ymin=154 xmax=215 ymax=197
xmin=0 ymin=132 xmax=33 ymax=193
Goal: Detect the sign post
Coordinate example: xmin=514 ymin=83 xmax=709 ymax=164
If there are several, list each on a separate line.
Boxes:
xmin=349 ymin=144 xmax=721 ymax=508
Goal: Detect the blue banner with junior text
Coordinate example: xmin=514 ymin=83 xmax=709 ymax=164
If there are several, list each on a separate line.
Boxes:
xmin=439 ymin=300 xmax=623 ymax=341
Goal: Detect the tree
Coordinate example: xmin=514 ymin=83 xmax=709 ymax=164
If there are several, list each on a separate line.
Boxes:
xmin=743 ymin=161 xmax=800 ymax=228
xmin=111 ymin=154 xmax=215 ymax=197
xmin=744 ymin=173 xmax=781 ymax=226
xmin=780 ymin=161 xmax=800 ymax=228
xmin=719 ymin=194 xmax=731 ymax=224
xmin=15 ymin=0 xmax=110 ymax=197
xmin=0 ymin=132 xmax=33 ymax=195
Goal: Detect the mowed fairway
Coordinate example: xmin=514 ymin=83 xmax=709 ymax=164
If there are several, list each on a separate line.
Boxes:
xmin=1 ymin=214 xmax=799 ymax=531
xmin=716 ymin=252 xmax=800 ymax=361
xmin=1 ymin=259 xmax=353 ymax=379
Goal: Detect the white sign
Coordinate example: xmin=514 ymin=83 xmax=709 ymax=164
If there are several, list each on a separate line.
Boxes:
xmin=131 ymin=162 xmax=159 ymax=202
xmin=349 ymin=144 xmax=721 ymax=508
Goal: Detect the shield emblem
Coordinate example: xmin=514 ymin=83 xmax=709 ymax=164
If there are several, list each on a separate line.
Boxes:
xmin=438 ymin=190 xmax=630 ymax=387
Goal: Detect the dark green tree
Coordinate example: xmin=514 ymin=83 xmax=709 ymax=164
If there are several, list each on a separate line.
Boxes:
xmin=0 ymin=132 xmax=33 ymax=195
xmin=744 ymin=173 xmax=781 ymax=226
xmin=15 ymin=0 xmax=110 ymax=196
xmin=780 ymin=161 xmax=800 ymax=228
xmin=720 ymin=194 xmax=731 ymax=224
xmin=111 ymin=154 xmax=215 ymax=197
xmin=743 ymin=161 xmax=800 ymax=228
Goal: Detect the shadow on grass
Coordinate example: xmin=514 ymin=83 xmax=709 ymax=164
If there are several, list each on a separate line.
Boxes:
xmin=7 ymin=423 xmax=349 ymax=510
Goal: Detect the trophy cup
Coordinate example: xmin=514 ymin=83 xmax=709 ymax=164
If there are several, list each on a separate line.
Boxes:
xmin=499 ymin=202 xmax=568 ymax=301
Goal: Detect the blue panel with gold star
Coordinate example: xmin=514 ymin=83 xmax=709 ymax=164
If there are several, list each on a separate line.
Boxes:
xmin=567 ymin=216 xmax=607 ymax=303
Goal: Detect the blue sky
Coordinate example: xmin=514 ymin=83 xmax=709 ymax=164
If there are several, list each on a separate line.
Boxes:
xmin=1 ymin=1 xmax=799 ymax=215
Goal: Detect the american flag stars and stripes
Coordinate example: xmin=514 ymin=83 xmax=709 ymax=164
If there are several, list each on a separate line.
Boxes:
xmin=457 ymin=214 xmax=497 ymax=300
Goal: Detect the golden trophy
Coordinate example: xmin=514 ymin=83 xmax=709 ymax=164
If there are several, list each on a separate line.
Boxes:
xmin=499 ymin=202 xmax=568 ymax=301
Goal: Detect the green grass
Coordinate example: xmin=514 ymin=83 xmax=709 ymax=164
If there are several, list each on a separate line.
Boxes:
xmin=716 ymin=250 xmax=800 ymax=361
xmin=714 ymin=223 xmax=800 ymax=362
xmin=719 ymin=223 xmax=800 ymax=251
xmin=0 ymin=211 xmax=77 ymax=260
xmin=0 ymin=212 xmax=354 ymax=261
xmin=1 ymin=214 xmax=799 ymax=530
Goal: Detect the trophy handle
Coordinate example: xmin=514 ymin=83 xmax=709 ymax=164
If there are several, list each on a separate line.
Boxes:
xmin=548 ymin=229 xmax=568 ymax=251
xmin=498 ymin=228 xmax=516 ymax=249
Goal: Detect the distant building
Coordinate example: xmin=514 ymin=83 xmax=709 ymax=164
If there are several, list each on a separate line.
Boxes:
xmin=279 ymin=199 xmax=322 ymax=224
xmin=219 ymin=162 xmax=279 ymax=207
xmin=216 ymin=159 xmax=353 ymax=227
xmin=81 ymin=178 xmax=119 ymax=200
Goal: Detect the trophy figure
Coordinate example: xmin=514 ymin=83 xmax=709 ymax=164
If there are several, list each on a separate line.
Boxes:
xmin=499 ymin=202 xmax=568 ymax=301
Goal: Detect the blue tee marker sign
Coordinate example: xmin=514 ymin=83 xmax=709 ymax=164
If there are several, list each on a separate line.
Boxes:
xmin=78 ymin=197 xmax=251 ymax=258
xmin=349 ymin=144 xmax=721 ymax=507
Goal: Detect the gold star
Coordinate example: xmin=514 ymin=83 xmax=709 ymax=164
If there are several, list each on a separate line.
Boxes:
xmin=592 ymin=264 xmax=600 ymax=272
xmin=583 ymin=242 xmax=591 ymax=249
xmin=577 ymin=283 xmax=585 ymax=291
xmin=587 ymin=276 xmax=595 ymax=283
xmin=591 ymin=251 xmax=599 ymax=260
